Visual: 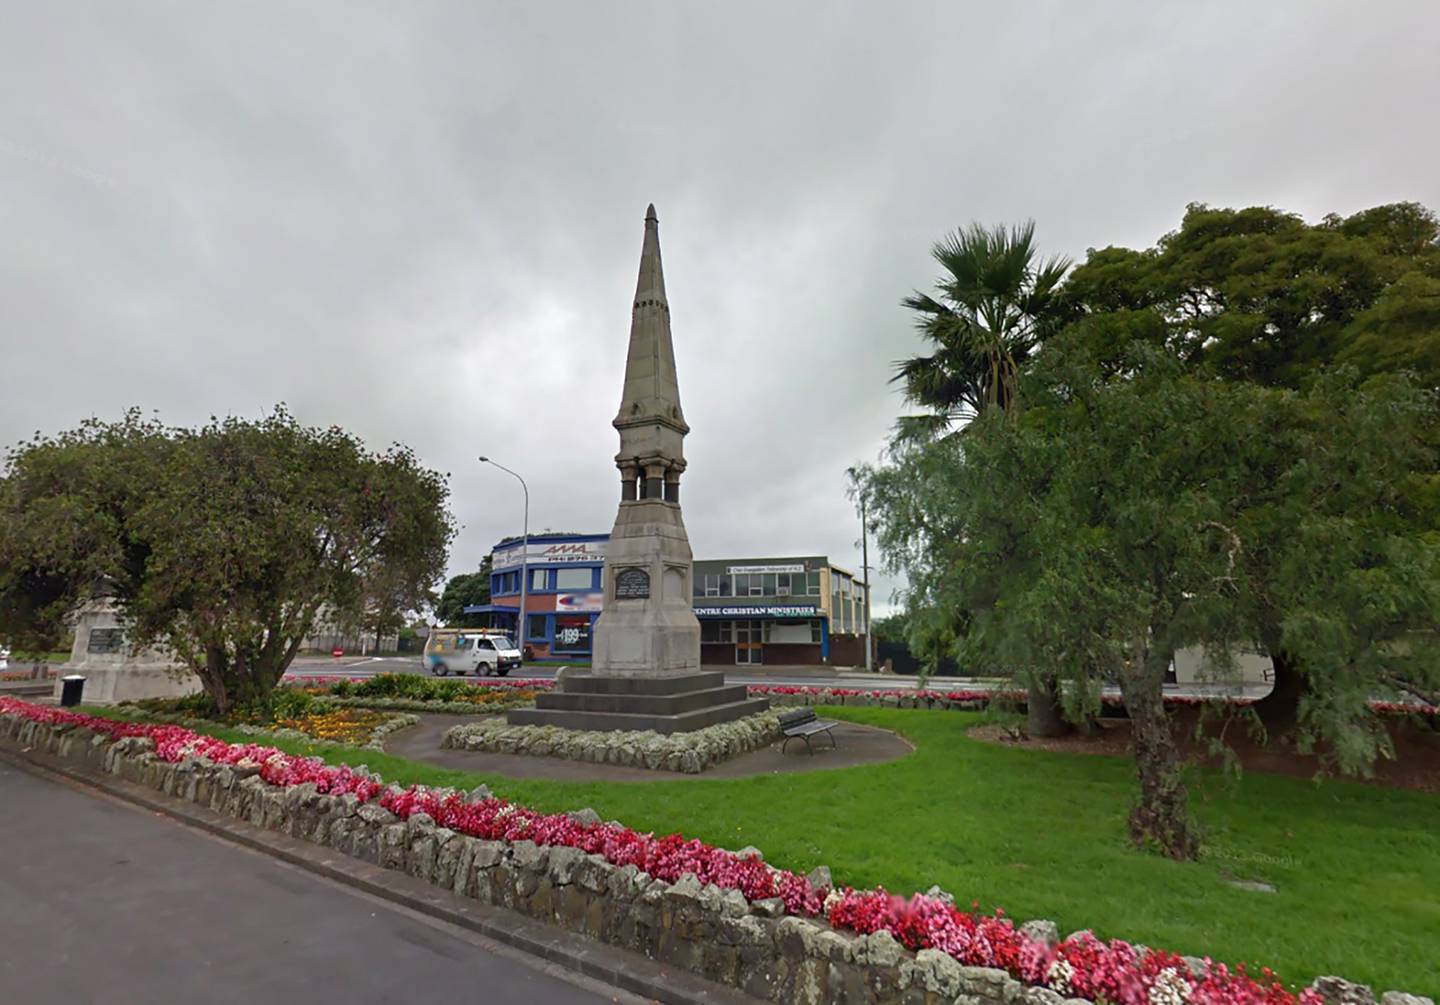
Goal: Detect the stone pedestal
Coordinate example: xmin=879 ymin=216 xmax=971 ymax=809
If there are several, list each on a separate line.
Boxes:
xmin=589 ymin=500 xmax=700 ymax=677
xmin=57 ymin=599 xmax=199 ymax=705
xmin=508 ymin=671 xmax=768 ymax=734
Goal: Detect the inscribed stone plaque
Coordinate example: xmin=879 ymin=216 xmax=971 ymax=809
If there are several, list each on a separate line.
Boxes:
xmin=87 ymin=628 xmax=124 ymax=654
xmin=615 ymin=567 xmax=651 ymax=599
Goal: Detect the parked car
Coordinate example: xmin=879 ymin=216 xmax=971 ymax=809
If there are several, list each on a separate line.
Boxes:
xmin=422 ymin=628 xmax=521 ymax=677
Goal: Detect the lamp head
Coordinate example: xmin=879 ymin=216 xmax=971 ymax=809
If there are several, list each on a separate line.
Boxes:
xmin=478 ymin=456 xmax=490 ymax=463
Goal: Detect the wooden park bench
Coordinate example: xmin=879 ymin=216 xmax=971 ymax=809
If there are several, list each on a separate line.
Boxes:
xmin=779 ymin=708 xmax=839 ymax=755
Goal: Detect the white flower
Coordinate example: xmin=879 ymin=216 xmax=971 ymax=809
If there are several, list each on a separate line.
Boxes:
xmin=1047 ymin=959 xmax=1075 ymax=995
xmin=823 ymin=889 xmax=844 ymax=913
xmin=1148 ymin=967 xmax=1193 ymax=1005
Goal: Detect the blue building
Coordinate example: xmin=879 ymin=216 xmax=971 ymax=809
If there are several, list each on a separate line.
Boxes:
xmin=465 ymin=533 xmax=871 ymax=667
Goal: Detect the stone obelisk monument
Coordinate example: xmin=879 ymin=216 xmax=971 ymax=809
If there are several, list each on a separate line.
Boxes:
xmin=590 ymin=203 xmax=700 ymax=677
xmin=509 ymin=205 xmax=767 ymax=733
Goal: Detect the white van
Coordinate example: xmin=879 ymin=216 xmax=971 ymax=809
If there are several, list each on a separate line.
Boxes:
xmin=422 ymin=628 xmax=522 ymax=677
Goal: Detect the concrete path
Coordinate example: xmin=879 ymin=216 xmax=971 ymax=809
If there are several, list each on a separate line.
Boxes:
xmin=0 ymin=762 xmax=643 ymax=1004
xmin=384 ymin=713 xmax=913 ymax=782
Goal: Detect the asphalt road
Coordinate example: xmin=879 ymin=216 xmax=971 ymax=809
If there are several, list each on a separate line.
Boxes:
xmin=0 ymin=763 xmax=639 ymax=1005
xmin=282 ymin=656 xmax=1273 ymax=700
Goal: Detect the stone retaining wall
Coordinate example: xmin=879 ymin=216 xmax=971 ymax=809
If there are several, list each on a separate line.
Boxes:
xmin=0 ymin=712 xmax=1426 ymax=1005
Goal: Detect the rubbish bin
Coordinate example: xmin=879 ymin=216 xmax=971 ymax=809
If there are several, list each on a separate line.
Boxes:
xmin=60 ymin=674 xmax=86 ymax=707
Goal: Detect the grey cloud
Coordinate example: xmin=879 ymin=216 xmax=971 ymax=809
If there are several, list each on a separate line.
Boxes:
xmin=3 ymin=1 xmax=1437 ymax=613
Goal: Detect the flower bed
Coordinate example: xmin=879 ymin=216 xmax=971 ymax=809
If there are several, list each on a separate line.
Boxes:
xmin=443 ymin=712 xmax=783 ymax=774
xmin=3 ymin=695 xmax=1422 ymax=1005
xmin=280 ymin=674 xmax=551 ymax=714
xmin=115 ymin=705 xmax=419 ymax=753
xmin=748 ymin=685 xmax=1439 ymax=719
xmin=273 ymin=707 xmax=408 ymax=746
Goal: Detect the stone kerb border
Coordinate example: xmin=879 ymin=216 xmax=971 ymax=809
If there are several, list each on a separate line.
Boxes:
xmin=0 ymin=708 xmax=1430 ymax=1005
xmin=442 ymin=711 xmax=783 ymax=774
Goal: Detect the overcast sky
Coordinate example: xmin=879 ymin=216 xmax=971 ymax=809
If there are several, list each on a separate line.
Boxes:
xmin=3 ymin=2 xmax=1437 ymax=614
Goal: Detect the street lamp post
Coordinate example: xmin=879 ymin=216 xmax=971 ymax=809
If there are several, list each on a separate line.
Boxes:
xmin=479 ymin=457 xmax=529 ymax=656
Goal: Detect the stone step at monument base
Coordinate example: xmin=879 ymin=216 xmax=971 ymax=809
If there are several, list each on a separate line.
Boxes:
xmin=557 ymin=671 xmax=727 ymax=695
xmin=507 ymin=672 xmax=769 ymax=734
xmin=535 ymin=684 xmax=750 ymax=716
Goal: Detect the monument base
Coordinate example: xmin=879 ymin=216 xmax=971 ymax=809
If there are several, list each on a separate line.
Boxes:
xmin=55 ymin=665 xmax=200 ymax=705
xmin=507 ymin=671 xmax=769 ymax=735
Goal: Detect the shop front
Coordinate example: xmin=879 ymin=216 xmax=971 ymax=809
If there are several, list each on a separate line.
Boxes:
xmin=693 ymin=603 xmax=828 ymax=666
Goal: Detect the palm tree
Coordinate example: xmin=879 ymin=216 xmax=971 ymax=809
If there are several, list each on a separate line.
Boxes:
xmin=894 ymin=221 xmax=1071 ymax=435
xmin=894 ymin=222 xmax=1074 ymax=736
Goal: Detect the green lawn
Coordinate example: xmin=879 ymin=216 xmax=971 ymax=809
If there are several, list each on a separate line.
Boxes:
xmin=87 ymin=705 xmax=1439 ymax=995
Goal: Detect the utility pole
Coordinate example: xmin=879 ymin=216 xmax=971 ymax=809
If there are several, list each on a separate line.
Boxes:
xmin=861 ymin=490 xmax=873 ymax=672
xmin=480 ymin=457 xmax=529 ymax=656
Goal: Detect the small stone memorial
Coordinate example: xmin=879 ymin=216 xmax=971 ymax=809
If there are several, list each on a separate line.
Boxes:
xmin=57 ymin=597 xmax=199 ymax=705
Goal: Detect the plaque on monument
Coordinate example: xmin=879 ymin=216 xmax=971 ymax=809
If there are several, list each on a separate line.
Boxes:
xmin=87 ymin=628 xmax=124 ymax=654
xmin=615 ymin=567 xmax=651 ymax=599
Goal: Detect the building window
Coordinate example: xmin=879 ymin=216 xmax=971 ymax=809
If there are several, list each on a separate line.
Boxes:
xmin=555 ymin=567 xmax=592 ymax=590
xmin=553 ymin=615 xmax=591 ymax=651
xmin=496 ymin=571 xmax=522 ymax=596
xmin=700 ymin=621 xmax=721 ymax=643
xmin=529 ymin=568 xmax=548 ymax=592
xmin=526 ymin=614 xmax=547 ymax=641
xmin=719 ymin=621 xmax=733 ymax=643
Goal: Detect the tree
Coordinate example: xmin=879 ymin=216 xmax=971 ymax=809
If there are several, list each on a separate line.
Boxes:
xmin=870 ymin=611 xmax=910 ymax=642
xmin=435 ymin=563 xmax=493 ymax=628
xmin=865 ymin=335 xmax=1440 ymax=857
xmin=1061 ymin=201 xmax=1440 ymax=729
xmin=891 ymin=221 xmax=1074 ymax=734
xmin=353 ymin=564 xmax=435 ymax=653
xmin=0 ymin=409 xmax=454 ymax=714
xmin=895 ymin=220 xmax=1072 ymax=432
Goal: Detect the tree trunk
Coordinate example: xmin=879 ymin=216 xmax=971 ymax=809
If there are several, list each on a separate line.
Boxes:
xmin=1118 ymin=646 xmax=1198 ymax=860
xmin=1251 ymin=647 xmax=1305 ymax=736
xmin=1027 ymin=676 xmax=1071 ymax=738
xmin=203 ymin=646 xmax=232 ymax=717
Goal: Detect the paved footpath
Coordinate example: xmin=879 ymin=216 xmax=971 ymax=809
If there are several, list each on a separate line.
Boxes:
xmin=0 ymin=763 xmax=641 ymax=1005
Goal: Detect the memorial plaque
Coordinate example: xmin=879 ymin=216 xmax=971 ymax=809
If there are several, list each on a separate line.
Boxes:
xmin=614 ymin=567 xmax=651 ymax=599
xmin=87 ymin=628 xmax=124 ymax=654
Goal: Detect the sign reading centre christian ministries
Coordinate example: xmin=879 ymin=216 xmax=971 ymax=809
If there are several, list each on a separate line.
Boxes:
xmin=614 ymin=567 xmax=651 ymax=600
xmin=693 ymin=604 xmax=819 ymax=619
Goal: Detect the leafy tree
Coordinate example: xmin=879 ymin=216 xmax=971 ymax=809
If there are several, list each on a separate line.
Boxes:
xmin=435 ymin=562 xmax=493 ymax=628
xmin=0 ymin=409 xmax=454 ymax=713
xmin=352 ymin=564 xmax=435 ymax=653
xmin=870 ymin=611 xmax=910 ymax=642
xmin=890 ymin=221 xmax=1074 ymax=734
xmin=863 ymin=338 xmax=1439 ymax=858
xmin=1061 ymin=201 xmax=1440 ymax=726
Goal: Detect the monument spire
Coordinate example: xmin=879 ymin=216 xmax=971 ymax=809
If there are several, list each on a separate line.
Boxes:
xmin=613 ymin=203 xmax=688 ymax=506
xmin=615 ymin=203 xmax=688 ymax=438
